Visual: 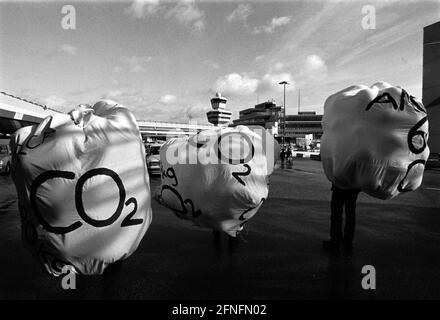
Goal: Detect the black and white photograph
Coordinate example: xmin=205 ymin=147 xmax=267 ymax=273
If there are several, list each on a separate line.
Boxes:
xmin=0 ymin=0 xmax=439 ymax=310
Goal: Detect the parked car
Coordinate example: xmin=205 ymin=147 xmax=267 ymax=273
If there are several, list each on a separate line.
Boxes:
xmin=0 ymin=143 xmax=11 ymax=176
xmin=145 ymin=142 xmax=163 ymax=175
xmin=426 ymin=153 xmax=440 ymax=169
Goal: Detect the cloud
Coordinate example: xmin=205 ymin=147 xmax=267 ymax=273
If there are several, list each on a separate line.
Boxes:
xmin=100 ymin=89 xmax=153 ymax=111
xmin=44 ymin=95 xmax=67 ymax=108
xmin=214 ymin=71 xmax=295 ymax=98
xmin=44 ymin=44 xmax=77 ymax=58
xmin=112 ymin=66 xmax=123 ymax=74
xmin=226 ymin=4 xmax=252 ymax=24
xmin=58 ymin=44 xmax=77 ymax=55
xmin=107 ymin=90 xmax=123 ymax=99
xmin=159 ymin=94 xmax=177 ymax=104
xmin=214 ymin=73 xmax=259 ymax=97
xmin=185 ymin=103 xmax=210 ymax=120
xmin=253 ymin=16 xmax=291 ymax=34
xmin=273 ymin=62 xmax=284 ymax=71
xmin=303 ymin=54 xmax=328 ymax=79
xmin=116 ymin=56 xmax=153 ymax=73
xmin=125 ymin=0 xmax=205 ymax=33
xmin=254 ymin=55 xmax=265 ymax=61
xmin=124 ymin=0 xmax=161 ymax=19
xmin=97 ymin=89 xmax=189 ymax=122
xmin=305 ymin=55 xmax=326 ymax=71
xmin=204 ymin=60 xmax=220 ymax=69
xmin=166 ymin=0 xmax=205 ymax=32
xmin=258 ymin=73 xmax=295 ymax=93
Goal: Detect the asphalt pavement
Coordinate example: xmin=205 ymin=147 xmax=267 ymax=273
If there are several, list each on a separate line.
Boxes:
xmin=0 ymin=159 xmax=439 ymax=299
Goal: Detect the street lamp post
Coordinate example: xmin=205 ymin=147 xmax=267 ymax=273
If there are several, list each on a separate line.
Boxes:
xmin=279 ymin=81 xmax=289 ymax=147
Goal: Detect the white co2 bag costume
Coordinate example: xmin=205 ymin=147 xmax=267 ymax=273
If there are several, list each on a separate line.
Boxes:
xmin=321 ymin=82 xmax=429 ymax=199
xmin=10 ymin=100 xmax=152 ymax=275
xmin=159 ymin=125 xmax=279 ymax=237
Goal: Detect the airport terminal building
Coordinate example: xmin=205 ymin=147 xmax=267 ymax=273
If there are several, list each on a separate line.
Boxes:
xmin=232 ymin=101 xmax=282 ymax=137
xmin=232 ymin=101 xmax=323 ymax=142
xmin=285 ymin=112 xmax=323 ymax=141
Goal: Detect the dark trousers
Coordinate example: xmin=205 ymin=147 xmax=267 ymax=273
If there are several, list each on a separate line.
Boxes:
xmin=330 ymin=185 xmax=360 ymax=244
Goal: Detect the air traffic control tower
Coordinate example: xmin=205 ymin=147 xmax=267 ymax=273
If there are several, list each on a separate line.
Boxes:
xmin=206 ymin=92 xmax=232 ymax=126
xmin=423 ymin=21 xmax=440 ymax=154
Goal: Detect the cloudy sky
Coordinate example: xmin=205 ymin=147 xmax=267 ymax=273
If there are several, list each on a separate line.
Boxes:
xmin=0 ymin=0 xmax=439 ymax=123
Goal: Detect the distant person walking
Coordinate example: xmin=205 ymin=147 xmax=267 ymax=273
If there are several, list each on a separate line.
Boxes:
xmin=280 ymin=149 xmax=286 ymax=166
xmin=286 ymin=147 xmax=293 ymax=165
xmin=323 ymin=185 xmax=361 ymax=256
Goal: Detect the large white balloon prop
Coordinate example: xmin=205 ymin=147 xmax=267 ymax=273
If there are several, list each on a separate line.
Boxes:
xmin=159 ymin=125 xmax=279 ymax=237
xmin=321 ymin=82 xmax=429 ymax=199
xmin=10 ymin=100 xmax=152 ymax=275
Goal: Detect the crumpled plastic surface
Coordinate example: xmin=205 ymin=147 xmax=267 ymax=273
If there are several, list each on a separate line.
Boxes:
xmin=321 ymin=82 xmax=429 ymax=199
xmin=159 ymin=125 xmax=279 ymax=236
xmin=10 ymin=100 xmax=152 ymax=275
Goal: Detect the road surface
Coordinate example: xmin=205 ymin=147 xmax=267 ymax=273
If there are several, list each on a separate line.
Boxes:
xmin=0 ymin=159 xmax=439 ymax=299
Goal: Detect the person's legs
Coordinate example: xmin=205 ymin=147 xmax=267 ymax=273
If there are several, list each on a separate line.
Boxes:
xmin=343 ymin=190 xmax=360 ymax=249
xmin=102 ymin=260 xmax=124 ymax=299
xmin=330 ymin=187 xmax=344 ymax=242
xmin=323 ymin=185 xmax=344 ymax=253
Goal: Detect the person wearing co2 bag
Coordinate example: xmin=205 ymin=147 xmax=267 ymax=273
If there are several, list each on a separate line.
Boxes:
xmin=320 ymin=82 xmax=430 ymax=257
xmin=158 ymin=125 xmax=279 ymax=249
xmin=10 ymin=100 xmax=153 ymax=276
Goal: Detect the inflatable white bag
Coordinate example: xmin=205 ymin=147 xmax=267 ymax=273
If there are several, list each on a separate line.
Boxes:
xmin=10 ymin=100 xmax=152 ymax=275
xmin=321 ymin=82 xmax=429 ymax=199
xmin=159 ymin=125 xmax=278 ymax=237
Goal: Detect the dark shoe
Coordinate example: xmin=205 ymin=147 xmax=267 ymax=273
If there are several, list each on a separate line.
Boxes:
xmin=322 ymin=240 xmax=340 ymax=254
